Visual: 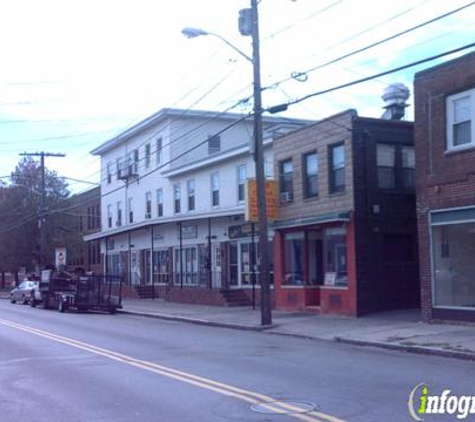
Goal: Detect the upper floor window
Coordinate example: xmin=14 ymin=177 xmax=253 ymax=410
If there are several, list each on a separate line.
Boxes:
xmin=128 ymin=197 xmax=134 ymax=224
xmin=174 ymin=184 xmax=181 ymax=214
xmin=237 ymin=165 xmax=247 ymax=203
xmin=187 ymin=180 xmax=195 ymax=212
xmin=279 ymin=159 xmax=293 ymax=203
xmin=377 ymin=144 xmax=415 ymax=190
xmin=303 ymin=152 xmax=318 ymax=198
xmin=156 ymin=188 xmax=164 ymax=217
xmin=329 ymin=143 xmax=345 ymax=193
xmin=106 ymin=162 xmax=112 ymax=184
xmin=116 ymin=158 xmax=122 ymax=180
xmin=107 ymin=205 xmax=112 ymax=228
xmin=208 ymin=135 xmax=221 ymax=155
xmin=145 ymin=191 xmax=152 ymax=219
xmin=447 ymin=90 xmax=474 ymax=151
xmin=116 ymin=201 xmax=122 ymax=227
xmin=156 ymin=138 xmax=162 ymax=165
xmin=211 ymin=173 xmax=220 ymax=207
xmin=402 ymin=146 xmax=415 ymax=189
xmin=377 ymin=144 xmax=396 ymax=189
xmin=145 ymin=143 xmax=151 ymax=169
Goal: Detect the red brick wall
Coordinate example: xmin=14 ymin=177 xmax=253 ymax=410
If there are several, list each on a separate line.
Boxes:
xmin=414 ymin=51 xmax=475 ymax=321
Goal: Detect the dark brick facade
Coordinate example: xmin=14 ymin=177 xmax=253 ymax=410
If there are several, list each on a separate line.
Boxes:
xmin=414 ymin=51 xmax=475 ymax=323
xmin=273 ymin=110 xmax=419 ymax=316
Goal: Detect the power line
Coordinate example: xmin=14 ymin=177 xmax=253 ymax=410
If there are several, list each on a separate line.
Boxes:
xmin=268 ymin=41 xmax=475 ymax=112
xmin=268 ymin=0 xmax=475 ymax=88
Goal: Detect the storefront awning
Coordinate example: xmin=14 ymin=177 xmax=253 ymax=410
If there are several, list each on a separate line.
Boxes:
xmin=272 ymin=211 xmax=351 ymax=230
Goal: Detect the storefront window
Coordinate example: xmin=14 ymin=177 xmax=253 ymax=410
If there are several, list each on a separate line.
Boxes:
xmin=174 ymin=247 xmax=198 ymax=285
xmin=153 ymin=249 xmax=170 ymax=284
xmin=433 ymin=223 xmax=475 ymax=308
xmin=324 ymin=227 xmax=348 ymax=287
xmin=284 ymin=232 xmax=305 ymax=285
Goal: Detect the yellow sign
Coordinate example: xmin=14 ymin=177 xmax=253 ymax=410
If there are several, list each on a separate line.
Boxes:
xmin=245 ymin=178 xmax=278 ymax=222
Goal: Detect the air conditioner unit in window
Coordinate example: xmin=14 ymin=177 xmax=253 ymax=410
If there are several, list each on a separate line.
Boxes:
xmin=280 ymin=192 xmax=292 ymax=203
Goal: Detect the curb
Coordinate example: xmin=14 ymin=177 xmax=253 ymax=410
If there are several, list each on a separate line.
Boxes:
xmin=334 ymin=337 xmax=475 ymax=362
xmin=118 ymin=308 xmax=475 ymax=362
xmin=118 ymin=309 xmax=271 ymax=332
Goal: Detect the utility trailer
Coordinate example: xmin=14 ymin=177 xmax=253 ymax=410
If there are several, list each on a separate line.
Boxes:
xmin=31 ymin=271 xmax=123 ymax=314
xmin=55 ymin=275 xmax=123 ymax=313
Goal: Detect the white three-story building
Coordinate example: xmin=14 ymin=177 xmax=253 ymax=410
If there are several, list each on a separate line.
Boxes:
xmin=85 ymin=108 xmax=310 ymax=304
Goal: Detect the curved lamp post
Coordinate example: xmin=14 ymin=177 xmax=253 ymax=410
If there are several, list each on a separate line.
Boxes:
xmin=182 ymin=0 xmax=272 ymax=326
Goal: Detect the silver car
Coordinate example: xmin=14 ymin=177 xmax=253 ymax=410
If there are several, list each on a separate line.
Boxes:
xmin=10 ymin=281 xmax=38 ymax=305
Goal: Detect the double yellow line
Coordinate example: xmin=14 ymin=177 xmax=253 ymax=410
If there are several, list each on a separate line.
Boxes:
xmin=0 ymin=318 xmax=345 ymax=422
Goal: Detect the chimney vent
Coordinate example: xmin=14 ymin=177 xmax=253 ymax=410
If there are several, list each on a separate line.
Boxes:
xmin=381 ymin=83 xmax=410 ymax=120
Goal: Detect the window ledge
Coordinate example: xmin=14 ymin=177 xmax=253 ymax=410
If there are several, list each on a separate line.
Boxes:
xmin=320 ymin=285 xmax=348 ymax=290
xmin=445 ymin=144 xmax=475 ymax=155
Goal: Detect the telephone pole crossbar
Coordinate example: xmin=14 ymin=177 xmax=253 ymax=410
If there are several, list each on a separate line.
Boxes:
xmin=19 ymin=152 xmax=66 ymax=269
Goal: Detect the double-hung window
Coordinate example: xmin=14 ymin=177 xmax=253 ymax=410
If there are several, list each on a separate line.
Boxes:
xmin=303 ymin=152 xmax=318 ymax=198
xmin=237 ymin=165 xmax=247 ymax=203
xmin=128 ymin=197 xmax=134 ymax=223
xmin=156 ymin=138 xmax=162 ymax=165
xmin=279 ymin=159 xmax=293 ymax=203
xmin=329 ymin=143 xmax=345 ymax=193
xmin=377 ymin=144 xmax=396 ymax=189
xmin=174 ymin=184 xmax=181 ymax=214
xmin=211 ymin=173 xmax=220 ymax=207
xmin=145 ymin=191 xmax=152 ymax=218
xmin=187 ymin=180 xmax=195 ymax=212
xmin=116 ymin=201 xmax=122 ymax=227
xmin=208 ymin=136 xmax=221 ymax=154
xmin=156 ymin=188 xmax=163 ymax=217
xmin=145 ymin=143 xmax=151 ymax=169
xmin=106 ymin=162 xmax=112 ymax=184
xmin=447 ymin=89 xmax=474 ymax=150
xmin=107 ymin=205 xmax=112 ymax=228
xmin=402 ymin=146 xmax=415 ymax=188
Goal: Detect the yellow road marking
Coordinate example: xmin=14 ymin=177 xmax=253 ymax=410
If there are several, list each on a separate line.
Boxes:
xmin=0 ymin=318 xmax=345 ymax=422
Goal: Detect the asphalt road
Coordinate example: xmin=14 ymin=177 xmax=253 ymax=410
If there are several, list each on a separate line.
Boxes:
xmin=1 ymin=300 xmax=473 ymax=422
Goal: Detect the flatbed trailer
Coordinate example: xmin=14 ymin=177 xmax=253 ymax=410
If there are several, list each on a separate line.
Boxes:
xmin=31 ymin=274 xmax=123 ymax=314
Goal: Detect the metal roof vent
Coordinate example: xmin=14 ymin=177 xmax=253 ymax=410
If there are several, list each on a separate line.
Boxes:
xmin=381 ymin=83 xmax=410 ymax=120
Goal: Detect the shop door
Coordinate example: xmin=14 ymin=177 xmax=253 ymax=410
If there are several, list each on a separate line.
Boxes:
xmin=212 ymin=244 xmax=222 ymax=288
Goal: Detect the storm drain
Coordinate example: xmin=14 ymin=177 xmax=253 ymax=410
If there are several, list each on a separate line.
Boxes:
xmin=250 ymin=400 xmax=318 ymax=415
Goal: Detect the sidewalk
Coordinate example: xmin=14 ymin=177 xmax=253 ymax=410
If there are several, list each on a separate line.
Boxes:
xmin=120 ymin=299 xmax=475 ymax=361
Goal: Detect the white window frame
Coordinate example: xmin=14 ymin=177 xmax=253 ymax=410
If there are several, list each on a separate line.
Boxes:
xmin=107 ymin=204 xmax=112 ymax=228
xmin=187 ymin=179 xmax=195 ymax=212
xmin=446 ymin=89 xmax=475 ymax=152
xmin=145 ymin=143 xmax=151 ymax=169
xmin=174 ymin=183 xmax=181 ymax=214
xmin=237 ymin=165 xmax=247 ymax=204
xmin=211 ymin=172 xmax=220 ymax=207
xmin=145 ymin=191 xmax=152 ymax=219
xmin=156 ymin=188 xmax=163 ymax=217
xmin=128 ymin=197 xmax=134 ymax=224
xmin=156 ymin=138 xmax=162 ymax=165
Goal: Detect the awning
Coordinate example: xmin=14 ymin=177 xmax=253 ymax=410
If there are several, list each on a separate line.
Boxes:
xmin=272 ymin=211 xmax=351 ymax=230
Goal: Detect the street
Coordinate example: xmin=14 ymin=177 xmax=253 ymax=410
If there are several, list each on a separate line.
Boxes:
xmin=1 ymin=300 xmax=473 ymax=422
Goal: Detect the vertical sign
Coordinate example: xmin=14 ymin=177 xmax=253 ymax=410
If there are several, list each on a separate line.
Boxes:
xmin=245 ymin=178 xmax=278 ymax=222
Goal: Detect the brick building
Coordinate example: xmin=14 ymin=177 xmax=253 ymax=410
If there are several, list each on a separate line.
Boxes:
xmin=414 ymin=51 xmax=475 ymax=323
xmin=66 ymin=186 xmax=102 ymax=274
xmin=273 ymin=108 xmax=419 ymax=316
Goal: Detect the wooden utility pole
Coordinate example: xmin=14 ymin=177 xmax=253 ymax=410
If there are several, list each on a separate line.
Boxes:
xmin=19 ymin=152 xmax=66 ymax=269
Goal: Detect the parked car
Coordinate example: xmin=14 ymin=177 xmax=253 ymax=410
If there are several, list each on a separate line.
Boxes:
xmin=10 ymin=281 xmax=38 ymax=305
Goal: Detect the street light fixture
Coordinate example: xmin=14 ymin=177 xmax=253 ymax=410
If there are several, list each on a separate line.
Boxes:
xmin=182 ymin=0 xmax=272 ymax=326
xmin=181 ymin=27 xmax=253 ymax=63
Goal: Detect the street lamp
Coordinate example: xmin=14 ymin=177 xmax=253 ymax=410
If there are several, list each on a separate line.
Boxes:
xmin=182 ymin=0 xmax=272 ymax=326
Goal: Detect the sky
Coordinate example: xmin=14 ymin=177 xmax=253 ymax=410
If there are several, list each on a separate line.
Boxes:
xmin=0 ymin=0 xmax=474 ymax=193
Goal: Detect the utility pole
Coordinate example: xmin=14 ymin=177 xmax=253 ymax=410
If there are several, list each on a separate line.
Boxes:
xmin=19 ymin=152 xmax=66 ymax=269
xmin=249 ymin=0 xmax=272 ymax=325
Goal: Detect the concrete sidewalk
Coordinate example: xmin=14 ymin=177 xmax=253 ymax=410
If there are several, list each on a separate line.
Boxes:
xmin=120 ymin=299 xmax=475 ymax=361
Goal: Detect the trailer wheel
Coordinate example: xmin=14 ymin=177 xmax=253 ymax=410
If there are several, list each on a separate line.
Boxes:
xmin=58 ymin=299 xmax=67 ymax=313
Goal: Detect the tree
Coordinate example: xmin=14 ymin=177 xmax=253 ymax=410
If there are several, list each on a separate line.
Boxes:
xmin=0 ymin=157 xmax=74 ymax=275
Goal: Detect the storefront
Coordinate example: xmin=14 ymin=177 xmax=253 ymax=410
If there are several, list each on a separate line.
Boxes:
xmin=430 ymin=207 xmax=475 ymax=320
xmin=273 ymin=213 xmax=357 ymax=316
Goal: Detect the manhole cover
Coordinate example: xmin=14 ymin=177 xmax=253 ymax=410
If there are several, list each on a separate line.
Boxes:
xmin=250 ymin=400 xmax=318 ymax=415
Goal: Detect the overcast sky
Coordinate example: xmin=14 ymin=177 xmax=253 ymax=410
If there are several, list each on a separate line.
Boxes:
xmin=0 ymin=0 xmax=474 ymax=192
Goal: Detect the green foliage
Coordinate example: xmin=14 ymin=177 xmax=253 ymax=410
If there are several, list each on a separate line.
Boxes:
xmin=0 ymin=157 xmax=76 ymax=272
